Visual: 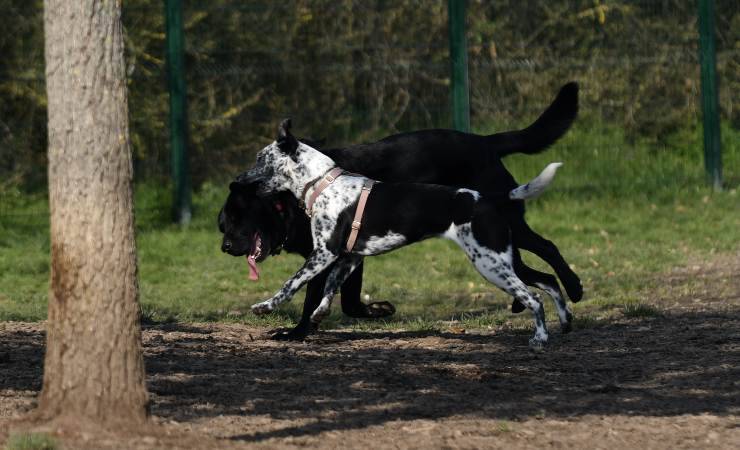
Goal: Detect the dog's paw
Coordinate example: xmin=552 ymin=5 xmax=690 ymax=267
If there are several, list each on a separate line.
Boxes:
xmin=272 ymin=329 xmax=309 ymax=341
xmin=271 ymin=321 xmax=318 ymax=341
xmin=365 ymin=301 xmax=396 ymax=318
xmin=310 ymin=306 xmax=330 ymax=323
xmin=251 ymin=300 xmax=276 ymax=315
xmin=528 ymin=336 xmax=547 ymax=353
xmin=561 ymin=311 xmax=574 ymax=334
xmin=344 ymin=301 xmax=396 ymax=319
xmin=310 ymin=298 xmax=333 ymax=323
xmin=342 ymin=302 xmax=396 ymax=319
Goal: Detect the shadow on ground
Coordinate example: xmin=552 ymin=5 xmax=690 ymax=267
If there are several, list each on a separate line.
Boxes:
xmin=3 ymin=308 xmax=737 ymax=443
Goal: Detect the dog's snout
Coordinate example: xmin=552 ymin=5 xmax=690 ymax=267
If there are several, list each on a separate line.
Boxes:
xmin=221 ymin=240 xmax=232 ymax=253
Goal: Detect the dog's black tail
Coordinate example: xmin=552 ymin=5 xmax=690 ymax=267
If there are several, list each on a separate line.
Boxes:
xmin=486 ymin=82 xmax=578 ymax=158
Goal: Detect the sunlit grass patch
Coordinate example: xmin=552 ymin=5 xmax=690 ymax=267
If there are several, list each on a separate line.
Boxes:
xmin=5 ymin=433 xmax=58 ymax=450
xmin=621 ymin=301 xmax=662 ymax=318
xmin=570 ymin=315 xmax=609 ymax=330
xmin=1 ymin=123 xmax=738 ymax=330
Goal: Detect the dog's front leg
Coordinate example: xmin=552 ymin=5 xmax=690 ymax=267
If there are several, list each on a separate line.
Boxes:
xmin=251 ymin=248 xmax=337 ymax=315
xmin=310 ymin=256 xmax=364 ymax=324
xmin=271 ymin=265 xmax=332 ymax=341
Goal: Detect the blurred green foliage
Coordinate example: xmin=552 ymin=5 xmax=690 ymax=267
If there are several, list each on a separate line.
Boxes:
xmin=0 ymin=0 xmax=738 ymax=191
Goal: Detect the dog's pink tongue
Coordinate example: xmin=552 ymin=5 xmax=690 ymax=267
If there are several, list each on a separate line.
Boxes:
xmin=247 ymin=255 xmax=260 ymax=281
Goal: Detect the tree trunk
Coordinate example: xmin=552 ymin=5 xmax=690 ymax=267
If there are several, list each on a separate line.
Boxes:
xmin=38 ymin=0 xmax=148 ymax=426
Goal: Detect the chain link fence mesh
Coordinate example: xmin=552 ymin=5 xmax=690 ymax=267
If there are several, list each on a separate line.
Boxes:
xmin=0 ymin=0 xmax=738 ymax=226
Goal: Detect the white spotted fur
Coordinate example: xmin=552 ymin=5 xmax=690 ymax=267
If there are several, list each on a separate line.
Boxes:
xmin=356 ymin=232 xmax=406 ymax=255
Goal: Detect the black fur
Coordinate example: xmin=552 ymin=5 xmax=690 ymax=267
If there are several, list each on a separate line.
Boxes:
xmin=220 ymin=82 xmax=582 ymax=340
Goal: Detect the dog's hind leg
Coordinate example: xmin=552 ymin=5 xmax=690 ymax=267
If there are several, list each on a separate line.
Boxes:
xmin=473 ymin=251 xmax=549 ymax=350
xmin=474 ymin=250 xmax=548 ymax=350
xmin=448 ymin=224 xmax=549 ymax=350
xmin=512 ymin=248 xmax=573 ymax=333
xmin=339 ymin=261 xmax=396 ymax=319
xmin=310 ymin=256 xmax=364 ymax=324
xmin=252 ymin=247 xmax=337 ymax=315
xmin=510 ymin=216 xmax=583 ymax=302
xmin=339 ymin=261 xmax=365 ymax=316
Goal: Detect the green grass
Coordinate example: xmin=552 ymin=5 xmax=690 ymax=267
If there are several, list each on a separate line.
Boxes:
xmin=496 ymin=421 xmax=512 ymax=433
xmin=5 ymin=433 xmax=58 ymax=450
xmin=0 ymin=123 xmax=738 ymax=331
xmin=621 ymin=301 xmax=662 ymax=319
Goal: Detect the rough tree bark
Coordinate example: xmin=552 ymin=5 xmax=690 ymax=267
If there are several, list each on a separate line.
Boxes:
xmin=38 ymin=0 xmax=148 ymax=426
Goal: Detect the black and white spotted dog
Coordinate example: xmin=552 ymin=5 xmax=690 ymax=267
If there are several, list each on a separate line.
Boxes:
xmin=244 ymin=119 xmax=570 ymax=350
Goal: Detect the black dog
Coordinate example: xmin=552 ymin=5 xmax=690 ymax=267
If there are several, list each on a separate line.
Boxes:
xmin=220 ymin=82 xmax=582 ymax=340
xmin=245 ymin=119 xmax=565 ymax=350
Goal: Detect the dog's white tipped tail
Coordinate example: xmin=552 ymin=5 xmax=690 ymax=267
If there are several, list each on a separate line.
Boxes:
xmin=509 ymin=162 xmax=563 ymax=200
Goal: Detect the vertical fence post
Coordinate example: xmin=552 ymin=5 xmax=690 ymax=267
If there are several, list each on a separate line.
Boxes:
xmin=448 ymin=0 xmax=470 ymax=132
xmin=697 ymin=0 xmax=722 ymax=190
xmin=165 ymin=0 xmax=192 ymax=223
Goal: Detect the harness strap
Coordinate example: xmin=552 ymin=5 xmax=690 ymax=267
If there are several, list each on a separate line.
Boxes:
xmin=304 ymin=167 xmax=344 ymax=217
xmin=346 ymin=179 xmax=375 ymax=252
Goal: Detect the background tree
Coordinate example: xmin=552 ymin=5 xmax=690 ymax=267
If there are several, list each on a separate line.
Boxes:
xmin=36 ymin=0 xmax=148 ymax=427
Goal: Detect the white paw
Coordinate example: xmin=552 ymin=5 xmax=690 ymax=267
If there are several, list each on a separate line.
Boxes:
xmin=310 ymin=305 xmax=330 ymax=323
xmin=251 ymin=300 xmax=275 ymax=315
xmin=528 ymin=336 xmax=548 ymax=352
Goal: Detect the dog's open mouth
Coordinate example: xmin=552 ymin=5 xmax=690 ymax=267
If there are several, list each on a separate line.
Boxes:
xmin=246 ymin=233 xmax=262 ymax=281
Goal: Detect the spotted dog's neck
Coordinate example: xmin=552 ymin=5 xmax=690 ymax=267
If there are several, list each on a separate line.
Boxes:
xmin=282 ymin=142 xmax=337 ymax=199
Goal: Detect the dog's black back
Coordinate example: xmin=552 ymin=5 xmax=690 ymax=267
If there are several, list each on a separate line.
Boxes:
xmin=324 ymin=81 xmax=578 ymax=188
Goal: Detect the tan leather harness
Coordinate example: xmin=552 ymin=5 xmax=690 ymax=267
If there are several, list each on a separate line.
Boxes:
xmin=346 ymin=178 xmax=374 ymax=252
xmin=301 ymin=167 xmax=375 ymax=252
xmin=303 ymin=167 xmax=344 ymax=217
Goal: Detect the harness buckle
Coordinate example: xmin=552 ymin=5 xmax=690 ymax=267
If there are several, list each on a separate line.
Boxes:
xmin=351 ymin=221 xmax=362 ymax=230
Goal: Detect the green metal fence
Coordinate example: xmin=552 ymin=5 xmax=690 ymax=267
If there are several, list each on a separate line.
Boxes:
xmin=448 ymin=0 xmax=471 ymax=133
xmin=165 ymin=0 xmax=192 ymax=224
xmin=0 ymin=0 xmax=738 ymax=223
xmin=698 ymin=0 xmax=723 ymax=189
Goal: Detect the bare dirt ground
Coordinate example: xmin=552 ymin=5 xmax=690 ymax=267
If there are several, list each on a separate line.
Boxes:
xmin=1 ymin=254 xmax=739 ymax=449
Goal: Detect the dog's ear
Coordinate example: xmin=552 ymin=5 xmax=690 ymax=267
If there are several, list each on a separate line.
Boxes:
xmin=229 ymin=181 xmax=257 ymax=194
xmin=276 ymin=118 xmax=298 ymax=155
xmin=231 ymin=179 xmax=273 ymax=199
xmin=235 ymin=168 xmax=264 ymax=185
